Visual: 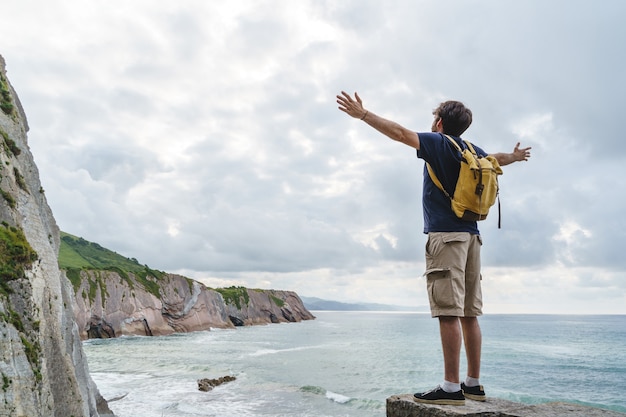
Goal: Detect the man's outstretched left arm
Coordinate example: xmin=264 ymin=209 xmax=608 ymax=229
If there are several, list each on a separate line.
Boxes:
xmin=491 ymin=142 xmax=532 ymax=166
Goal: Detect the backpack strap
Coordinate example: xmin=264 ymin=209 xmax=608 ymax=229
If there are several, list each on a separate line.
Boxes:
xmin=444 ymin=134 xmax=463 ymax=152
xmin=463 ymin=140 xmax=479 ymax=156
xmin=425 ymin=134 xmax=462 ymax=199
xmin=497 ymin=194 xmax=501 ymax=229
xmin=426 ymin=164 xmax=450 ymax=198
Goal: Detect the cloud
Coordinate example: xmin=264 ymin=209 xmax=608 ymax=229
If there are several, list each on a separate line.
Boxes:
xmin=2 ymin=0 xmax=625 ymax=313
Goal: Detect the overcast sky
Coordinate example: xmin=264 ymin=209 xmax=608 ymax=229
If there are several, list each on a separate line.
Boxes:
xmin=2 ymin=0 xmax=625 ymax=314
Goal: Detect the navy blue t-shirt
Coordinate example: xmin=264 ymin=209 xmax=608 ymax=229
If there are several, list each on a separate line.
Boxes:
xmin=416 ymin=132 xmax=488 ymax=235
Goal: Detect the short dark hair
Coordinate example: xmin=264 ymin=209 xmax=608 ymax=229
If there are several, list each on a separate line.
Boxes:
xmin=433 ymin=101 xmax=473 ymax=136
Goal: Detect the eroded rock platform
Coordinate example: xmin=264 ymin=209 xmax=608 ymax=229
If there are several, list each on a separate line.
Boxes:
xmin=387 ymin=394 xmax=625 ymax=417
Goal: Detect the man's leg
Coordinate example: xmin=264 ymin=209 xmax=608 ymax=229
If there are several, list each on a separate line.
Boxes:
xmin=439 ymin=316 xmax=462 ymax=383
xmin=460 ymin=316 xmax=481 ymax=379
xmin=415 ymin=232 xmax=469 ymax=405
xmin=414 ymin=315 xmax=465 ymax=405
xmin=459 ymin=234 xmax=486 ymax=401
xmin=460 ymin=316 xmax=486 ymax=401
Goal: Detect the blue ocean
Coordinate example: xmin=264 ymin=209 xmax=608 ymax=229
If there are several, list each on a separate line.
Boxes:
xmin=83 ymin=312 xmax=626 ymax=416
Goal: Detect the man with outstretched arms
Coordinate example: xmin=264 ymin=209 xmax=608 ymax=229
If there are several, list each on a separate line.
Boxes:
xmin=337 ymin=91 xmax=531 ymax=405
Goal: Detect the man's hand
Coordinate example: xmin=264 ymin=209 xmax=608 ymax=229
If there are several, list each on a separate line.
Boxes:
xmin=512 ymin=143 xmax=532 ymax=162
xmin=492 ymin=143 xmax=532 ymax=166
xmin=335 ymin=90 xmax=420 ymax=149
xmin=337 ymin=91 xmax=368 ymax=120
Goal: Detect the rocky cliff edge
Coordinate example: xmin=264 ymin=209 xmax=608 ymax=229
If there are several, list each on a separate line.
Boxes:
xmin=0 ymin=55 xmax=113 ymax=416
xmin=386 ymin=394 xmax=626 ymax=417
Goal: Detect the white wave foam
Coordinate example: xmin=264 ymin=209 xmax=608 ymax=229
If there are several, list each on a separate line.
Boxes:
xmin=248 ymin=345 xmax=320 ymax=357
xmin=325 ymin=390 xmax=351 ymax=404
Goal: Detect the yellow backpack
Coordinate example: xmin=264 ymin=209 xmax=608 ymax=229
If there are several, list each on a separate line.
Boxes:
xmin=427 ymin=135 xmax=503 ymax=224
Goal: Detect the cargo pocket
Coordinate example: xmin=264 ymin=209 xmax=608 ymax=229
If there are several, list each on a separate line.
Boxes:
xmin=423 ymin=268 xmax=449 ymax=278
xmin=424 ymin=268 xmax=457 ymax=310
xmin=441 ymin=232 xmax=470 ymax=245
xmin=424 ymin=268 xmax=452 ymax=311
xmin=426 ymin=232 xmax=469 ymax=262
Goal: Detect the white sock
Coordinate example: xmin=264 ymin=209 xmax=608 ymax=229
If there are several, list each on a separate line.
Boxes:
xmin=465 ymin=376 xmax=480 ymax=387
xmin=441 ymin=380 xmax=461 ymax=393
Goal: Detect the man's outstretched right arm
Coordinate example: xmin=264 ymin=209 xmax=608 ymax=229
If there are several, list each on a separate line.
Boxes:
xmin=337 ymin=91 xmax=420 ymax=150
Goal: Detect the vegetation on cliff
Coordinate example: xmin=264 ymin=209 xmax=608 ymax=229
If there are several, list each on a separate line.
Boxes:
xmin=0 ymin=225 xmax=42 ymax=383
xmin=1 ymin=128 xmax=21 ymax=157
xmin=60 ymin=231 xmax=169 ymax=299
xmin=0 ymin=72 xmax=14 ymax=116
xmin=0 ymin=222 xmax=38 ymax=294
xmin=215 ymin=286 xmax=251 ymax=309
xmin=1 ymin=126 xmax=25 ymax=209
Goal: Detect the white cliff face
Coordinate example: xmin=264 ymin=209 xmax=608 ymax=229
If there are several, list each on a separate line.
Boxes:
xmin=0 ymin=55 xmax=112 ymax=416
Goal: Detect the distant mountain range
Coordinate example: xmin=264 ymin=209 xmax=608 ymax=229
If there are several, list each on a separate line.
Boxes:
xmin=300 ymin=296 xmax=428 ymax=312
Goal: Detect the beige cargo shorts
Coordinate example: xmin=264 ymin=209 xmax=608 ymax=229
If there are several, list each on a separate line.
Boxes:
xmin=423 ymin=232 xmax=483 ymax=318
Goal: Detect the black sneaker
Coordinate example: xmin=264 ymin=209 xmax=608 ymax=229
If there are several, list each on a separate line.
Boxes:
xmin=413 ymin=385 xmax=465 ymax=405
xmin=461 ymin=382 xmax=486 ymax=401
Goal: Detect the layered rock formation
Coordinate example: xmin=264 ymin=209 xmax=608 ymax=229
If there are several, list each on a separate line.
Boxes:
xmin=220 ymin=286 xmax=315 ymax=326
xmin=0 ymin=55 xmax=112 ymax=416
xmin=70 ymin=270 xmax=315 ymax=339
xmin=386 ymin=394 xmax=626 ymax=417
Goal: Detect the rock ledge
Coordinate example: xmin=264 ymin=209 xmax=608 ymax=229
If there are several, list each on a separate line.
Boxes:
xmin=387 ymin=394 xmax=625 ymax=417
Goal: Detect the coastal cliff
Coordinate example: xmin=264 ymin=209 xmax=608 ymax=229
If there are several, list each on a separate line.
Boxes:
xmin=67 ymin=267 xmax=315 ymax=339
xmin=59 ymin=231 xmax=314 ymax=339
xmin=0 ymin=55 xmax=112 ymax=416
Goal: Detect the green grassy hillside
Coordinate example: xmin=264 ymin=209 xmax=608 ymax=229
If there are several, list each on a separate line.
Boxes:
xmin=59 ymin=232 xmax=170 ymax=297
xmin=59 ymin=232 xmax=147 ymax=273
xmin=57 ymin=232 xmax=302 ymax=321
xmin=59 ymin=232 xmax=248 ymax=304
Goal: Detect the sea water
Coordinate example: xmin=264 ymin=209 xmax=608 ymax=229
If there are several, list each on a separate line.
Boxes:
xmin=83 ymin=312 xmax=626 ymax=416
